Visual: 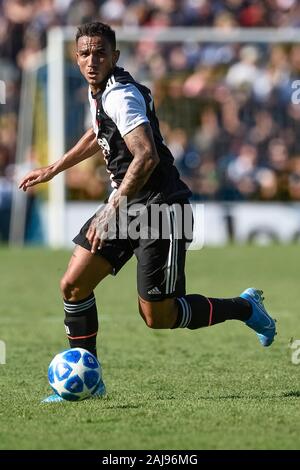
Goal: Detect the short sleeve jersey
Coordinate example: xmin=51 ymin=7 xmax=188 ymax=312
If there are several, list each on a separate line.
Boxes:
xmin=89 ymin=66 xmax=191 ymax=204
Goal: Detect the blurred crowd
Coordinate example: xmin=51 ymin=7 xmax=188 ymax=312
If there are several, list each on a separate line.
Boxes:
xmin=2 ymin=0 xmax=300 ymax=231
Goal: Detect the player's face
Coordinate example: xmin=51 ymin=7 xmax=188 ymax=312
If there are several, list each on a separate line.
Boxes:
xmin=76 ymin=35 xmax=120 ymax=92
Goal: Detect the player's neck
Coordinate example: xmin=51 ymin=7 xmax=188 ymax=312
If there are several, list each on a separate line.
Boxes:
xmin=90 ymin=67 xmax=116 ymax=96
xmin=90 ymin=84 xmax=103 ymax=96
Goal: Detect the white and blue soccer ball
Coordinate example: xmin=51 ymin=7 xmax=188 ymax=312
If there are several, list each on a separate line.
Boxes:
xmin=48 ymin=347 xmax=101 ymax=401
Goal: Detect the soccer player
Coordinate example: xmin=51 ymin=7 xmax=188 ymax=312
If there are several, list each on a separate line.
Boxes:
xmin=19 ymin=22 xmax=276 ymax=403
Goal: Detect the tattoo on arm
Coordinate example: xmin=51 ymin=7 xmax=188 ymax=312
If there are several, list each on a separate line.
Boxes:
xmin=112 ymin=123 xmax=159 ymax=205
xmin=126 ymin=123 xmax=154 ymax=156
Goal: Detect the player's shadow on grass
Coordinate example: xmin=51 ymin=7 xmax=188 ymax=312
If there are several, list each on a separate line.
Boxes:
xmin=105 ymin=403 xmax=142 ymax=409
xmin=100 ymin=392 xmax=300 ymax=406
xmin=282 ymin=391 xmax=300 ymax=398
xmin=197 ymin=391 xmax=300 ymax=399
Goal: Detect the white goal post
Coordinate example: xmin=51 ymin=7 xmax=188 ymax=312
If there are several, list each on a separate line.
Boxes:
xmin=47 ymin=28 xmax=66 ymax=248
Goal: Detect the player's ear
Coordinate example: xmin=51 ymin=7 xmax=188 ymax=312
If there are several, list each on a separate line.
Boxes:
xmin=113 ymin=50 xmax=120 ymax=66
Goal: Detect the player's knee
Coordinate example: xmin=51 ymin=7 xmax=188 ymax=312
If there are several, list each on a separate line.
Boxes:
xmin=143 ymin=313 xmax=160 ymax=329
xmin=138 ymin=301 xmax=158 ymax=328
xmin=60 ymin=275 xmax=85 ymax=302
xmin=138 ymin=298 xmax=176 ymax=329
xmin=142 ymin=314 xmax=161 ymax=329
xmin=60 ymin=275 xmax=74 ymax=300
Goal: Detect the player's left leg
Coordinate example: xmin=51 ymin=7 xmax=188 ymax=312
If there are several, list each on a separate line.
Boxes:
xmin=138 ymin=294 xmax=252 ymax=329
xmin=136 ymin=200 xmax=276 ymax=346
xmin=138 ymin=290 xmax=276 ymax=347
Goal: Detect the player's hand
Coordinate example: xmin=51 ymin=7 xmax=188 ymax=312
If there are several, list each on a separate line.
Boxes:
xmin=86 ymin=203 xmax=116 ymax=254
xmin=19 ymin=166 xmax=55 ymax=191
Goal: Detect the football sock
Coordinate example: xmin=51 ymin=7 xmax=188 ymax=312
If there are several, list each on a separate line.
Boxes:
xmin=63 ymin=293 xmax=98 ymax=357
xmin=172 ymin=294 xmax=252 ymax=329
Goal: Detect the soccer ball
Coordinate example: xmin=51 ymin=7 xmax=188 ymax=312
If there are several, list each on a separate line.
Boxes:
xmin=48 ymin=348 xmax=101 ymax=401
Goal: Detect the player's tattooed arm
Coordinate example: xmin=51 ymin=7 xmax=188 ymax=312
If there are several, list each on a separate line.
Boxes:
xmin=19 ymin=128 xmax=101 ymax=191
xmin=87 ymin=123 xmax=159 ymax=253
xmin=111 ymin=122 xmax=159 ymax=207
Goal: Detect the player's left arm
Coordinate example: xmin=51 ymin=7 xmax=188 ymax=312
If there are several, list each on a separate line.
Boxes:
xmin=87 ymin=122 xmax=159 ymax=253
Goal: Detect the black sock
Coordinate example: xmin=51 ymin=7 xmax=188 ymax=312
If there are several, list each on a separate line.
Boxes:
xmin=63 ymin=293 xmax=98 ymax=357
xmin=172 ymin=294 xmax=252 ymax=330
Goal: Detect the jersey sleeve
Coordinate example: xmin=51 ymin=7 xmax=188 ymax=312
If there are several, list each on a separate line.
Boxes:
xmin=102 ymin=83 xmax=149 ymax=137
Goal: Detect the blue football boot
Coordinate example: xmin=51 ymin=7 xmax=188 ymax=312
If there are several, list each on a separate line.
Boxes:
xmin=41 ymin=393 xmax=65 ymax=403
xmin=240 ymin=288 xmax=276 ymax=347
xmin=41 ymin=378 xmax=106 ymax=403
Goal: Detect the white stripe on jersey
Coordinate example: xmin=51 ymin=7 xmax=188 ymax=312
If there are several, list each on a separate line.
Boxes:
xmin=106 ymin=76 xmax=116 ymax=89
xmin=88 ymin=88 xmax=99 ymax=135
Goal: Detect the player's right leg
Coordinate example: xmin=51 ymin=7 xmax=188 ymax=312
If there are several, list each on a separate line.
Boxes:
xmin=65 ymin=212 xmax=133 ymax=357
xmin=60 ymin=244 xmax=113 ymax=358
xmin=42 ymin=245 xmax=112 ymax=404
xmin=42 ymin=210 xmax=134 ymax=403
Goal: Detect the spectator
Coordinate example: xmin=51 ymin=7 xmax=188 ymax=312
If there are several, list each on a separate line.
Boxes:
xmin=2 ymin=0 xmax=300 ymax=209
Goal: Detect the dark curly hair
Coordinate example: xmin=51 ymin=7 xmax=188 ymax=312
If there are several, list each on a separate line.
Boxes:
xmin=76 ymin=22 xmax=116 ymax=50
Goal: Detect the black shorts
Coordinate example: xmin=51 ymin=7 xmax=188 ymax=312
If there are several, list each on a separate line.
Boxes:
xmin=73 ymin=198 xmax=193 ymax=301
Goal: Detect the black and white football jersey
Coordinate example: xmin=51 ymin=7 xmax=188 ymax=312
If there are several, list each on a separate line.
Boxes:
xmin=89 ymin=66 xmax=191 ymax=204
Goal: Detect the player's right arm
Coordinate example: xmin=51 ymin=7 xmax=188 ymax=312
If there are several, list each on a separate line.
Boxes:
xmin=19 ymin=127 xmax=100 ymax=191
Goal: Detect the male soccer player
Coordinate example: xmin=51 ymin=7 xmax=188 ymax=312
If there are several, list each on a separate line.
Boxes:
xmin=19 ymin=22 xmax=276 ymax=403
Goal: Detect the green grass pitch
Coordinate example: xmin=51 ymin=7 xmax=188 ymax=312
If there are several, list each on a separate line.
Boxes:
xmin=0 ymin=245 xmax=299 ymax=450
